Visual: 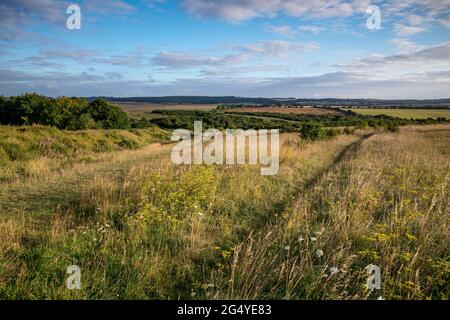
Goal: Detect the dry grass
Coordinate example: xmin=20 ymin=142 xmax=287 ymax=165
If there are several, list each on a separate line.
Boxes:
xmin=0 ymin=125 xmax=448 ymax=300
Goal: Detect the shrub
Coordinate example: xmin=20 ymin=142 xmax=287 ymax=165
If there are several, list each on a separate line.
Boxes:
xmin=88 ymin=99 xmax=131 ymax=129
xmin=299 ymin=124 xmax=326 ymax=141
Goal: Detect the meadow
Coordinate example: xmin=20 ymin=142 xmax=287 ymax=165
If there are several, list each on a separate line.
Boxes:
xmin=224 ymin=107 xmax=345 ymax=116
xmin=345 ymin=108 xmax=450 ymax=119
xmin=117 ymin=102 xmax=219 ymax=119
xmin=0 ymin=123 xmax=448 ymax=300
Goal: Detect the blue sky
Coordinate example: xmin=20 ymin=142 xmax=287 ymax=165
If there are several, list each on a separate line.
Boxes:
xmin=1 ymin=0 xmax=450 ymax=98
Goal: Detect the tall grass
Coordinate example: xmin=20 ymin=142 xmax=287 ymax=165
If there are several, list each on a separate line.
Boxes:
xmin=0 ymin=125 xmax=169 ymax=182
xmin=0 ymin=125 xmax=448 ymax=300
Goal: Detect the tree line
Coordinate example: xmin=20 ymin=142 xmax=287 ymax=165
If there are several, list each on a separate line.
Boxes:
xmin=0 ymin=93 xmax=131 ymax=130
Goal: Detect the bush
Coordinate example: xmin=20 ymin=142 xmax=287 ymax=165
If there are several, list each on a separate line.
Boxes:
xmin=299 ymin=124 xmax=326 ymax=141
xmin=67 ymin=113 xmax=98 ymax=130
xmin=88 ymin=99 xmax=131 ymax=129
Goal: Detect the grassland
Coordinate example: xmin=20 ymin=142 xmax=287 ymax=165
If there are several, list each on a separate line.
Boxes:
xmin=345 ymin=108 xmax=450 ymax=119
xmin=226 ymin=107 xmax=346 ymax=116
xmin=0 ymin=124 xmax=448 ymax=300
xmin=118 ymin=103 xmax=218 ymax=119
xmin=0 ymin=125 xmax=170 ymax=182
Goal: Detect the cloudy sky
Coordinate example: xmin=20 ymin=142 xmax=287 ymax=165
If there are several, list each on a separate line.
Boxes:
xmin=1 ymin=0 xmax=450 ymax=98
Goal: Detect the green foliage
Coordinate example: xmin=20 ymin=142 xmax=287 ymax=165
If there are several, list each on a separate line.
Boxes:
xmin=0 ymin=94 xmax=131 ymax=130
xmin=299 ymin=124 xmax=326 ymax=141
xmin=134 ymin=166 xmax=217 ymax=228
xmin=150 ymin=109 xmax=448 ymax=133
xmin=88 ymin=99 xmax=131 ymax=129
xmin=131 ymin=117 xmax=153 ymax=129
xmin=151 ymin=110 xmax=300 ymax=132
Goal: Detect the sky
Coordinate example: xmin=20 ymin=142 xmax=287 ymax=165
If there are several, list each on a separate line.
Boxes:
xmin=1 ymin=0 xmax=450 ymax=98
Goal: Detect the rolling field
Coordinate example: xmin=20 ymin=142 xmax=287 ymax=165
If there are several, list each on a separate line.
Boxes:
xmin=0 ymin=124 xmax=448 ymax=300
xmin=345 ymin=108 xmax=450 ymax=119
xmin=117 ymin=103 xmax=218 ymax=119
xmin=227 ymin=107 xmax=345 ymax=116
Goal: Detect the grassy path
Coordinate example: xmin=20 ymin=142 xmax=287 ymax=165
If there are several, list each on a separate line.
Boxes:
xmin=0 ymin=143 xmax=173 ymax=214
xmin=0 ymin=130 xmax=376 ymax=216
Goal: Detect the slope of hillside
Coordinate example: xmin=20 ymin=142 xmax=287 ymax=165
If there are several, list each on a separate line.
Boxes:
xmin=0 ymin=125 xmax=448 ymax=299
xmin=0 ymin=125 xmax=170 ymax=182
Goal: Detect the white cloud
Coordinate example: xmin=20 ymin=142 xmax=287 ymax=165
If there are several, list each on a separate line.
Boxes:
xmin=151 ymin=40 xmax=319 ymax=70
xmin=298 ymin=25 xmax=324 ymax=34
xmin=181 ymin=0 xmax=369 ymax=22
xmin=239 ymin=40 xmax=319 ymax=56
xmin=390 ymin=38 xmax=425 ymax=53
xmin=394 ymin=24 xmax=428 ymax=36
xmin=335 ymin=43 xmax=450 ymax=81
xmin=267 ymin=25 xmax=297 ymax=37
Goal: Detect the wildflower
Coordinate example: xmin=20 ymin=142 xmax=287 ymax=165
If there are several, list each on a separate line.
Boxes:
xmin=198 ymin=212 xmax=203 ymax=216
xmin=316 ymin=249 xmax=324 ymax=258
xmin=315 ymin=228 xmax=325 ymax=236
xmin=191 ymin=292 xmax=197 ymax=297
xmin=377 ymin=296 xmax=384 ymax=300
xmin=329 ymin=267 xmax=339 ymax=276
xmin=284 ymin=246 xmax=291 ymax=251
xmin=298 ymin=236 xmax=304 ymax=242
xmin=310 ymin=237 xmax=317 ymax=242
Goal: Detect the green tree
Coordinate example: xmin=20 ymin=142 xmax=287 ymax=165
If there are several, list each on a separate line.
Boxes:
xmin=87 ymin=99 xmax=131 ymax=129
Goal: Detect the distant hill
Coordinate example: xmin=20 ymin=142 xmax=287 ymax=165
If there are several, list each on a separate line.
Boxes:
xmin=92 ymin=96 xmax=450 ymax=108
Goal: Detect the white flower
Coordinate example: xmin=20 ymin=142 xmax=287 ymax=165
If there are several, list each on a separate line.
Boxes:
xmin=316 ymin=249 xmax=324 ymax=258
xmin=284 ymin=246 xmax=291 ymax=251
xmin=315 ymin=228 xmax=325 ymax=236
xmin=310 ymin=237 xmax=317 ymax=242
xmin=198 ymin=212 xmax=203 ymax=216
xmin=298 ymin=236 xmax=304 ymax=242
xmin=329 ymin=267 xmax=339 ymax=276
xmin=377 ymin=296 xmax=384 ymax=300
